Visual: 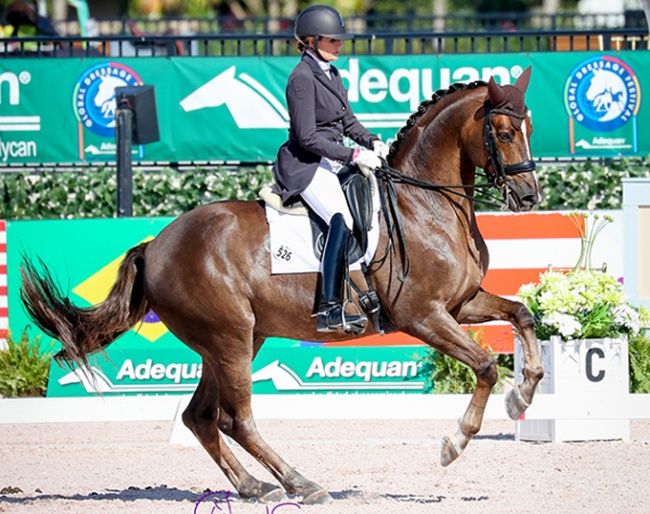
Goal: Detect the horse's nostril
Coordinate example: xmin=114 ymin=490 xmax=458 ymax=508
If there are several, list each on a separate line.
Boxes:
xmin=520 ymin=195 xmax=537 ymax=211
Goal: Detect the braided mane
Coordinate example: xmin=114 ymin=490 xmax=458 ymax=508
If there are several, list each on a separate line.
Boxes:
xmin=387 ymin=80 xmax=488 ymax=160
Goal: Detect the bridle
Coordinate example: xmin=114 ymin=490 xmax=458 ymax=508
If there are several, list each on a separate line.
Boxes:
xmin=482 ymin=103 xmax=537 ymax=196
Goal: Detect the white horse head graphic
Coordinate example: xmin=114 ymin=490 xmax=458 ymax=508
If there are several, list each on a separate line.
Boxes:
xmin=180 ymin=66 xmax=289 ymax=129
xmin=94 ymin=75 xmax=129 ymax=127
xmin=586 ymin=69 xmax=626 ymax=122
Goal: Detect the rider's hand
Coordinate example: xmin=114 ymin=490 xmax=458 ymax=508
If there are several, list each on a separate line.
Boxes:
xmin=353 ymin=149 xmax=382 ymax=177
xmin=373 ymin=140 xmax=390 ymax=159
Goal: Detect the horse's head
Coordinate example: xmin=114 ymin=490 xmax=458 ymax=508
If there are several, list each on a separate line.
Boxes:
xmin=480 ymin=67 xmax=541 ymax=212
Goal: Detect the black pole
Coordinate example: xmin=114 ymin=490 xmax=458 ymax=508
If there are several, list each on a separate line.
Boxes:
xmin=115 ymin=105 xmax=133 ymax=217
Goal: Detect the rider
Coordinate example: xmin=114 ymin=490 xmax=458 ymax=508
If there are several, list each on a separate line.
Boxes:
xmin=271 ymin=4 xmax=389 ymax=334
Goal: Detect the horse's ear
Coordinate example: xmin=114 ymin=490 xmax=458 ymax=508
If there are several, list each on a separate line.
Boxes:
xmin=487 ymin=76 xmax=506 ymax=106
xmin=514 ymin=66 xmax=532 ymax=94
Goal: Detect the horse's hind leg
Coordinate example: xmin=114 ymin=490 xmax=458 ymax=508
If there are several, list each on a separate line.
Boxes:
xmin=456 ymin=289 xmax=544 ymax=419
xmin=214 ymin=344 xmax=333 ymax=505
xmin=182 ymin=361 xmax=285 ymax=502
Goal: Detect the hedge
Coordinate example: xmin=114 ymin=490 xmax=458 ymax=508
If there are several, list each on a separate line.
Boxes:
xmin=1 ymin=158 xmax=649 ymax=220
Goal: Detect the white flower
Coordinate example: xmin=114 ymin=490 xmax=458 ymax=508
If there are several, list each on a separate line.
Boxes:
xmin=518 ymin=268 xmax=648 ymax=340
xmin=614 ymin=304 xmax=641 ymax=335
xmin=516 ymin=213 xmax=649 ymax=340
xmin=544 ymin=312 xmax=582 ymax=338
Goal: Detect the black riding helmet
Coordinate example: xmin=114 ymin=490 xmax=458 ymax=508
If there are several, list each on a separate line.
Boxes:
xmin=294 ymin=4 xmax=353 ymax=44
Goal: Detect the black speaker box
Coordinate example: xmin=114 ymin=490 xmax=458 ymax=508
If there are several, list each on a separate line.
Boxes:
xmin=115 ymin=84 xmax=160 ymax=145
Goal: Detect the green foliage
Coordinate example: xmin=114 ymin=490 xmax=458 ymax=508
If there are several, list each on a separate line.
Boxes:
xmin=367 ymin=0 xmax=434 ymax=16
xmin=0 ymin=329 xmax=53 ymax=397
xmin=476 ymin=156 xmax=650 ymax=212
xmin=0 ymin=165 xmax=273 ymax=220
xmin=629 ymin=331 xmax=650 ymax=394
xmin=421 ymin=328 xmax=513 ymax=394
xmin=2 ymin=158 xmax=647 ymax=220
xmin=536 ymin=157 xmax=650 ymax=211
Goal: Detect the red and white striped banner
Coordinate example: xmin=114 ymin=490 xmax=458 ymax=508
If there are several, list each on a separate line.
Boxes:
xmin=0 ymin=220 xmax=7 ymax=344
xmin=474 ymin=212 xmax=583 ymax=352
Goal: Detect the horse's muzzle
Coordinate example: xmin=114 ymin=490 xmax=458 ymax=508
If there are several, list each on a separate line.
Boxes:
xmin=505 ymin=179 xmax=542 ymax=212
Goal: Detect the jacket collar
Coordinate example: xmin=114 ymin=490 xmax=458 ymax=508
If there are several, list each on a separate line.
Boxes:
xmin=302 ymin=52 xmax=338 ymax=79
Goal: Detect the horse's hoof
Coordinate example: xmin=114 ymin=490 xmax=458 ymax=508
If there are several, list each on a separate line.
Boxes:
xmin=505 ymin=386 xmax=530 ymax=420
xmin=440 ymin=435 xmax=461 ymax=467
xmin=303 ymin=488 xmax=333 ymax=505
xmin=258 ymin=487 xmax=287 ymax=503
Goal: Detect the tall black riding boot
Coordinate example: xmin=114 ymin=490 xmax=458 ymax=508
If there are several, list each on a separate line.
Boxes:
xmin=316 ymin=213 xmax=367 ymax=333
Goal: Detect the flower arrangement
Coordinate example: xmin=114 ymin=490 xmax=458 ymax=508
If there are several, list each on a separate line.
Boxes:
xmin=517 ymin=213 xmax=649 ymax=340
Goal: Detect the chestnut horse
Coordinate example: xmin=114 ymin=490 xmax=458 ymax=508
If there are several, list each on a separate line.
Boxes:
xmin=20 ymin=69 xmax=543 ymax=505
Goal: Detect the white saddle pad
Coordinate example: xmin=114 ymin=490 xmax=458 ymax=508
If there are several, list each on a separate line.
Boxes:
xmin=265 ymin=178 xmax=381 ymax=275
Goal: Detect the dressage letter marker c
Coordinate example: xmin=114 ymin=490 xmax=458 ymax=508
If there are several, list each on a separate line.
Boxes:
xmin=585 ymin=347 xmax=606 ymax=383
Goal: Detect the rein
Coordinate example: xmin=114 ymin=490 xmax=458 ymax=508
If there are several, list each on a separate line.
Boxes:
xmin=376 ymin=163 xmax=504 ymax=209
xmin=371 ymin=163 xmax=500 ymax=283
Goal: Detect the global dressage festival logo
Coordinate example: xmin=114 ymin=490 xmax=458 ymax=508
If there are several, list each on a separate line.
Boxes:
xmin=564 ymin=55 xmax=640 ymax=153
xmin=72 ymin=62 xmax=143 ymax=159
xmin=73 ymin=62 xmax=143 ymax=137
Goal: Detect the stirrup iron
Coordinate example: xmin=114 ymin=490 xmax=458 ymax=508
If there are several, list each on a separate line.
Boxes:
xmin=316 ymin=303 xmax=367 ymax=334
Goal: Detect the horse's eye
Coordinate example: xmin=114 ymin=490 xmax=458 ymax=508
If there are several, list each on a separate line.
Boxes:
xmin=498 ymin=132 xmax=513 ymax=143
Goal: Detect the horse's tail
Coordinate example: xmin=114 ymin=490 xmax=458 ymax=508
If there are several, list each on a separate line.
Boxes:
xmin=20 ymin=242 xmax=151 ymax=370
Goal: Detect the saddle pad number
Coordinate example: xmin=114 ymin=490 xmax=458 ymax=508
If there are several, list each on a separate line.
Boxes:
xmin=275 ymin=245 xmax=293 ymax=262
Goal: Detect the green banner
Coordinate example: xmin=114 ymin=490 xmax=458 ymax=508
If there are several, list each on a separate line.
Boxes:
xmin=0 ymin=51 xmax=646 ymax=164
xmin=7 ymin=218 xmax=430 ymax=396
xmin=44 ymin=339 xmax=430 ymax=397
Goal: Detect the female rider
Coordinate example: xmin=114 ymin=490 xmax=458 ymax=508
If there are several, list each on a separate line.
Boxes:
xmin=271 ymin=4 xmax=389 ymax=334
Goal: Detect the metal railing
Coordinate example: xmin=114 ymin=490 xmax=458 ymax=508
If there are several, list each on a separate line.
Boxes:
xmin=1 ymin=28 xmax=648 ymax=58
xmin=44 ymin=11 xmax=649 ymax=37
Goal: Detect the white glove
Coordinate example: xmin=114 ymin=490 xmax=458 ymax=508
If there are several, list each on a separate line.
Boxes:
xmin=373 ymin=140 xmax=390 ymax=159
xmin=353 ymin=149 xmax=382 ymax=177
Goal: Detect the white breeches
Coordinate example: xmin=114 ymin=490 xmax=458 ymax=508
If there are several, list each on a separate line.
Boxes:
xmin=301 ymin=156 xmax=354 ymax=230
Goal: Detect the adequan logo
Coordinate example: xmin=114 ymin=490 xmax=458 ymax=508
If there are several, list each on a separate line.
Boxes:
xmin=252 ymin=358 xmax=425 ymax=392
xmin=179 ymin=62 xmax=531 ymax=133
xmin=59 ymin=363 xmax=201 ymax=394
xmin=0 ymin=71 xmax=40 ymax=132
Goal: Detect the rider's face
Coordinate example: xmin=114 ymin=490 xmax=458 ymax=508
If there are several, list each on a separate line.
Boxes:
xmin=310 ymin=37 xmax=342 ymax=61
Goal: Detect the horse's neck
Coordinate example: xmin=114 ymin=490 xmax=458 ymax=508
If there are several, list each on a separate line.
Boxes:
xmin=392 ymin=97 xmax=479 ymax=214
xmin=386 ymin=91 xmax=485 ymax=266
xmin=396 ymin=94 xmax=478 ymax=188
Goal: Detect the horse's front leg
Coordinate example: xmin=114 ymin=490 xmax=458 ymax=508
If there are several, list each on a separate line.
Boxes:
xmin=456 ymin=288 xmax=544 ymax=420
xmin=406 ymin=306 xmax=498 ymax=467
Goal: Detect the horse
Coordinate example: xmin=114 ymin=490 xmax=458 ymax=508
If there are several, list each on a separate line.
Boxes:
xmin=20 ymin=67 xmax=544 ymax=505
